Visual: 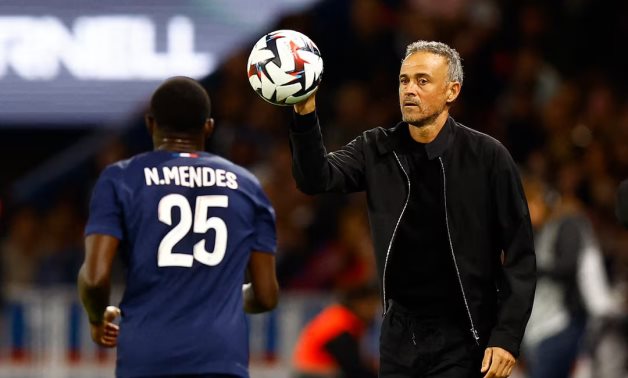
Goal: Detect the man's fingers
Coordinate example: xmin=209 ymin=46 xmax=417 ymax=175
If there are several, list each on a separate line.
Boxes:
xmin=100 ymin=339 xmax=117 ymax=347
xmin=487 ymin=353 xmax=514 ymax=378
xmin=500 ymin=358 xmax=515 ymax=378
xmin=102 ymin=336 xmax=117 ymax=343
xmin=494 ymin=359 xmax=508 ymax=378
xmin=98 ymin=332 xmax=118 ymax=347
xmin=101 ymin=329 xmax=119 ymax=346
xmin=89 ymin=307 xmax=121 ymax=349
xmin=104 ymin=306 xmax=121 ymax=322
xmin=102 ymin=323 xmax=119 ymax=339
xmin=481 ymin=347 xmax=516 ymax=377
xmin=505 ymin=365 xmax=514 ymax=377
xmin=494 ymin=349 xmax=515 ymax=377
xmin=484 ymin=362 xmax=499 ymax=378
xmin=481 ymin=348 xmax=493 ymax=373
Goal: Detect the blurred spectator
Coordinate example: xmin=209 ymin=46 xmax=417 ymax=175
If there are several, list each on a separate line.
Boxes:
xmin=591 ymin=192 xmax=628 ymax=378
xmin=35 ymin=201 xmax=83 ymax=286
xmin=292 ymin=281 xmax=380 ymax=378
xmin=326 ymin=82 xmax=373 ymax=149
xmin=522 ymin=167 xmax=621 ymax=378
xmin=261 ymin=144 xmax=317 ymax=286
xmin=1 ymin=207 xmax=41 ymax=292
xmin=288 ymin=199 xmax=375 ymax=291
xmin=592 ymin=314 xmax=628 ymax=378
xmin=500 ymin=84 xmax=546 ymax=163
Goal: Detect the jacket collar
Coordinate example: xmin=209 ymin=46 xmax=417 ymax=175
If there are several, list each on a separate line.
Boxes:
xmin=377 ymin=116 xmax=455 ymax=160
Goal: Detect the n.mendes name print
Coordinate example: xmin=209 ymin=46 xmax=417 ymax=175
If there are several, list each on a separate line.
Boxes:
xmin=144 ymin=166 xmax=239 ymax=189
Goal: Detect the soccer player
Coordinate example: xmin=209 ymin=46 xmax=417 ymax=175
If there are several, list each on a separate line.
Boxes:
xmin=78 ymin=77 xmax=278 ymax=378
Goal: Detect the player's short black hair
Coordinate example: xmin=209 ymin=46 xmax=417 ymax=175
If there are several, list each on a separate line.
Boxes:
xmin=149 ymin=76 xmax=211 ymax=132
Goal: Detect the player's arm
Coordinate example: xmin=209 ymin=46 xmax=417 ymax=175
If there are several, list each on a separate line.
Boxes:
xmin=78 ymin=234 xmax=119 ymax=326
xmin=290 ymin=93 xmax=367 ymax=195
xmin=488 ymin=144 xmax=536 ymax=360
xmin=243 ymin=251 xmax=278 ymax=313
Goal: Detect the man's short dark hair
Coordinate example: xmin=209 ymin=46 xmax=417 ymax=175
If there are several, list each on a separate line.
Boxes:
xmin=149 ymin=76 xmax=211 ymax=132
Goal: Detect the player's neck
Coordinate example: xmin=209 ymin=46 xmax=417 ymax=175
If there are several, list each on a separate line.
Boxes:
xmin=408 ymin=110 xmax=449 ymax=144
xmin=153 ymin=131 xmax=205 ymax=153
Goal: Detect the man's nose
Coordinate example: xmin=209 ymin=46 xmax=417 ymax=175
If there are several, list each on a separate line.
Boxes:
xmin=403 ymin=82 xmax=418 ymax=95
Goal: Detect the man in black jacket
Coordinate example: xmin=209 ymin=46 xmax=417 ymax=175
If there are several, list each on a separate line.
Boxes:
xmin=288 ymin=41 xmax=536 ymax=378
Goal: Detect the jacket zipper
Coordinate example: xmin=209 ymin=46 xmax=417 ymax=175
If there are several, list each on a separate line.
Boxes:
xmin=439 ymin=157 xmax=480 ymax=345
xmin=382 ymin=151 xmax=411 ymax=315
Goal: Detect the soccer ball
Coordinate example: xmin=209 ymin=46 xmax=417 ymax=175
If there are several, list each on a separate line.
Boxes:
xmin=247 ymin=30 xmax=323 ymax=106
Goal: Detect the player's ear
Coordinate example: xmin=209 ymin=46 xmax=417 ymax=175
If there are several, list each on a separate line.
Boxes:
xmin=446 ymin=81 xmax=461 ymax=104
xmin=145 ymin=114 xmax=156 ymax=136
xmin=204 ymin=118 xmax=215 ymax=138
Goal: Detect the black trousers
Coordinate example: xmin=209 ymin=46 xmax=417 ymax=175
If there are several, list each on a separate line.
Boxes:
xmin=379 ymin=301 xmax=485 ymax=378
xmin=136 ymin=375 xmax=240 ymax=378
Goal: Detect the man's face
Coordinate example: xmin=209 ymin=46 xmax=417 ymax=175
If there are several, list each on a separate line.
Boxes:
xmin=399 ymin=51 xmax=456 ymax=127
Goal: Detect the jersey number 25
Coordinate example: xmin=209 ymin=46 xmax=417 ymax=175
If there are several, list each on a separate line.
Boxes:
xmin=157 ymin=194 xmax=228 ymax=267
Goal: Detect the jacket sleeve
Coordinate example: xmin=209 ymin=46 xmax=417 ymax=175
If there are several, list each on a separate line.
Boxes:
xmin=488 ymin=144 xmax=537 ymax=357
xmin=289 ymin=111 xmax=366 ymax=194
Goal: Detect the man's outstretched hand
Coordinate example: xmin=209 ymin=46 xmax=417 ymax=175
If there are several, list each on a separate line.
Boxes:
xmin=90 ymin=305 xmax=121 ymax=348
xmin=481 ymin=346 xmax=516 ymax=378
xmin=293 ymin=91 xmax=316 ymax=115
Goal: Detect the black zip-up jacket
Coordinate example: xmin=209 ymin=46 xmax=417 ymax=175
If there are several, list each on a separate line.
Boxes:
xmin=289 ymin=112 xmax=536 ymax=357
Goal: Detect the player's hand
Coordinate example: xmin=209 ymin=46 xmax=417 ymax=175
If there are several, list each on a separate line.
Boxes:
xmin=481 ymin=347 xmax=516 ymax=378
xmin=293 ymin=91 xmax=316 ymax=115
xmin=90 ymin=306 xmax=121 ymax=348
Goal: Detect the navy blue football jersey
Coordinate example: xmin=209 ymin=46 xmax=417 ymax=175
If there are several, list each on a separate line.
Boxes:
xmin=85 ymin=150 xmax=276 ymax=378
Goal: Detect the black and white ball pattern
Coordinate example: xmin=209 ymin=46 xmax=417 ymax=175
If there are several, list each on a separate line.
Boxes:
xmin=247 ymin=30 xmax=323 ymax=106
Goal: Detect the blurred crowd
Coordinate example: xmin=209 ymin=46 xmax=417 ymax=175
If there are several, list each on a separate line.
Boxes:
xmin=1 ymin=0 xmax=628 ymax=375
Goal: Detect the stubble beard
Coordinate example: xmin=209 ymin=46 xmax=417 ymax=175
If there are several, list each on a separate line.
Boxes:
xmin=402 ymin=105 xmax=446 ymax=128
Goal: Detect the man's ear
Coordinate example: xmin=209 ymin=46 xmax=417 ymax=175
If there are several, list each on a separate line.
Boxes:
xmin=145 ymin=114 xmax=155 ymax=136
xmin=204 ymin=118 xmax=215 ymax=138
xmin=446 ymin=82 xmax=461 ymax=103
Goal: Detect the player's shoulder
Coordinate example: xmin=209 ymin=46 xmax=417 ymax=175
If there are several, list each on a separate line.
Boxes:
xmin=453 ymin=120 xmax=499 ymax=145
xmin=451 ymin=121 xmax=520 ymax=177
xmin=100 ymin=151 xmax=152 ymax=176
xmin=451 ymin=119 xmax=510 ymax=157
